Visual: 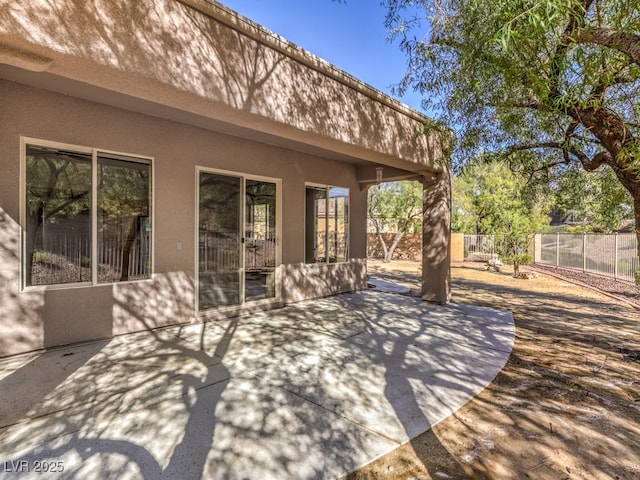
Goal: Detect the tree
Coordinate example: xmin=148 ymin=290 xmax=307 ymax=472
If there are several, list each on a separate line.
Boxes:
xmin=552 ymin=166 xmax=634 ymax=232
xmin=452 ymin=172 xmax=481 ymax=234
xmin=453 ymin=160 xmax=551 ymax=274
xmin=25 ymin=149 xmax=92 ymax=284
xmin=368 ymin=181 xmax=422 ymax=262
xmin=385 ymin=0 xmax=640 ymax=265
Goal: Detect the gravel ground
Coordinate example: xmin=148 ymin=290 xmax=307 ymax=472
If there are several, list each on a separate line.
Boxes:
xmin=355 ymin=260 xmax=640 ymax=480
xmin=530 ymin=263 xmax=640 ymax=308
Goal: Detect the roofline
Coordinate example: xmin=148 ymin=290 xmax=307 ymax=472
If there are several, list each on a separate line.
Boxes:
xmin=178 ymin=0 xmax=430 ymax=124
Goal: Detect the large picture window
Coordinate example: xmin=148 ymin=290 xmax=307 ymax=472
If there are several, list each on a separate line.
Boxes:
xmin=23 ymin=141 xmax=152 ymax=288
xmin=305 ymin=185 xmax=349 ymax=263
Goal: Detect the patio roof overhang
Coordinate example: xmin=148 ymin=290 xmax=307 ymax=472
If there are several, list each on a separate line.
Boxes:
xmin=0 ymin=0 xmax=445 ymax=180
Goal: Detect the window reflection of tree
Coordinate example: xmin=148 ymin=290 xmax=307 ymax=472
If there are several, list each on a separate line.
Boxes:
xmin=25 ymin=146 xmax=92 ymax=286
xmin=25 ymin=145 xmax=152 ymax=286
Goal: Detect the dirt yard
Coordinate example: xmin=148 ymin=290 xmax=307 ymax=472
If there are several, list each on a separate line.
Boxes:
xmin=348 ymin=261 xmax=640 ymax=480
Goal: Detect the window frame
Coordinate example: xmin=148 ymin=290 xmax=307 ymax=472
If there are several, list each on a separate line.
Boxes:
xmin=304 ymin=182 xmax=350 ymax=264
xmin=20 ymin=137 xmax=154 ymax=291
xmin=194 ymin=166 xmax=283 ymax=314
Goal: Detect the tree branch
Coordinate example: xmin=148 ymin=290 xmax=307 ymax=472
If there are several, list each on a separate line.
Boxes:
xmin=589 ymin=63 xmax=636 ymax=103
xmin=572 ymin=28 xmax=640 ymax=66
xmin=503 ymin=140 xmax=610 ymax=172
xmin=548 ymin=0 xmax=595 ymax=100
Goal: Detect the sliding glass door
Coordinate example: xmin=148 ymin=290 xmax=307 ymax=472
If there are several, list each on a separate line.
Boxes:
xmin=197 ymin=170 xmax=279 ymax=311
xmin=198 ymin=172 xmax=242 ymax=309
xmin=245 ymin=179 xmax=277 ymax=301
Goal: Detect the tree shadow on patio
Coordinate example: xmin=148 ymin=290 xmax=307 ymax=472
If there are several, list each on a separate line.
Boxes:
xmin=351 ymin=262 xmax=640 ymax=479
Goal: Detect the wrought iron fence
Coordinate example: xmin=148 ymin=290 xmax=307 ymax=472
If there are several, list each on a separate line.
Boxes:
xmin=31 ymin=224 xmax=152 ymax=285
xmin=198 ymin=232 xmax=276 ymax=273
xmin=535 ymin=233 xmax=638 ymax=283
xmin=463 ymin=234 xmax=504 ymax=262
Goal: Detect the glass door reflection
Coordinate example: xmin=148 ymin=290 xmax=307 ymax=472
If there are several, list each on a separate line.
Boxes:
xmin=198 ymin=172 xmax=241 ymax=309
xmin=244 ymin=180 xmax=277 ymax=301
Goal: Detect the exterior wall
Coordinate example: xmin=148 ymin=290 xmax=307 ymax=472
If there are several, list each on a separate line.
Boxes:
xmin=0 ymin=79 xmax=367 ymax=357
xmin=0 ymin=0 xmax=442 ymax=170
xmin=281 ymin=260 xmax=367 ymax=304
xmin=0 ymin=0 xmax=452 ymax=357
xmin=450 ymin=233 xmax=465 ymax=262
xmin=367 ymin=233 xmax=423 ymax=261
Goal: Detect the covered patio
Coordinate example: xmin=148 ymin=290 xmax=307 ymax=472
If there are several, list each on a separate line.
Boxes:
xmin=0 ymin=289 xmax=514 ymax=479
xmin=0 ymin=0 xmax=450 ymax=358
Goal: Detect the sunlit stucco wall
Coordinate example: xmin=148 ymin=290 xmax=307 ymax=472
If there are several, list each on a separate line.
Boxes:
xmin=0 ymin=79 xmax=367 ymax=357
xmin=0 ymin=0 xmax=442 ymax=169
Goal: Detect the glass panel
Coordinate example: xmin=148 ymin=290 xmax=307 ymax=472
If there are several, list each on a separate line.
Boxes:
xmin=25 ymin=145 xmax=92 ymax=286
xmin=199 ymin=172 xmax=241 ymax=309
xmin=328 ymin=187 xmax=349 ymax=263
xmin=97 ymin=154 xmax=151 ymax=283
xmin=245 ymin=180 xmax=277 ymax=301
xmin=305 ymin=186 xmax=327 ymax=263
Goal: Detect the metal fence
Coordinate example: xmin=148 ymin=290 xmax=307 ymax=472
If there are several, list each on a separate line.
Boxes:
xmin=463 ymin=234 xmax=505 ymax=262
xmin=535 ymin=233 xmax=638 ymax=283
xmin=199 ymin=232 xmax=276 ymax=273
xmin=462 ymin=233 xmax=639 ymax=283
xmin=31 ymin=226 xmax=152 ymax=285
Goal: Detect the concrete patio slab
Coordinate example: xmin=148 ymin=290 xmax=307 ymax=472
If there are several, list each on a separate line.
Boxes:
xmin=0 ymin=289 xmax=514 ymax=480
xmin=366 ymin=278 xmax=412 ymax=295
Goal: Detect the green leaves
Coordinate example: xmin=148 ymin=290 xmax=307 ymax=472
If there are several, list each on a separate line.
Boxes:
xmin=368 ymin=181 xmax=423 ymax=234
xmin=554 ymin=166 xmax=634 ymax=232
xmin=386 ymin=0 xmax=640 ymax=255
xmin=386 ymin=0 xmax=640 ymax=159
xmin=453 ymin=160 xmax=551 ymax=255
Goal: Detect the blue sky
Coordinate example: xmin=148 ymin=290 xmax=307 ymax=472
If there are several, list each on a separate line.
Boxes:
xmin=217 ymin=0 xmax=426 ymax=112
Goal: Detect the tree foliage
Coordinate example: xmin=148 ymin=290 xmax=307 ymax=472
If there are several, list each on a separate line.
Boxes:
xmin=368 ymin=180 xmax=422 ymax=262
xmin=552 ymin=165 xmax=634 ymax=232
xmin=385 ymin=0 xmax=640 ymax=259
xmin=452 ymin=160 xmax=551 ymax=273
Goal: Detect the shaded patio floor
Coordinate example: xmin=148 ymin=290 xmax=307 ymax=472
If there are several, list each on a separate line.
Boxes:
xmin=0 ymin=289 xmax=514 ymax=479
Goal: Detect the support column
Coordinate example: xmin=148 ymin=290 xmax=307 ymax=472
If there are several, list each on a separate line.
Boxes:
xmin=421 ymin=168 xmax=451 ymax=304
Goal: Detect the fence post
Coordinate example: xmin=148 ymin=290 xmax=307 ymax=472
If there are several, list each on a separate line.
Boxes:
xmin=583 ymin=233 xmax=586 ymax=273
xmin=614 ymin=233 xmax=619 ymax=280
xmin=556 ymin=233 xmax=560 ymax=267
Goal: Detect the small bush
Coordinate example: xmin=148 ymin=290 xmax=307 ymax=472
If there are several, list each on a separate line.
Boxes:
xmin=32 ymin=251 xmax=49 ymax=264
xmin=505 ymin=253 xmax=532 ymax=277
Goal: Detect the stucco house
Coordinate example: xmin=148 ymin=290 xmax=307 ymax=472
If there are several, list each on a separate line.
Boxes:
xmin=0 ymin=0 xmax=450 ymax=358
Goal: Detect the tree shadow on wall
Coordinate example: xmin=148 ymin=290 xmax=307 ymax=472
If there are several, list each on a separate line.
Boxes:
xmin=1 ymin=0 xmax=438 ymax=164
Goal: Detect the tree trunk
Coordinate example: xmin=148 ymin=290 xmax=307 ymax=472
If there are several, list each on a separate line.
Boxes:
xmin=375 ymin=231 xmax=390 ymax=262
xmin=569 ymin=105 xmax=640 ymax=268
xmin=119 ymin=216 xmax=140 ymax=282
xmin=384 ymin=231 xmax=405 ymax=262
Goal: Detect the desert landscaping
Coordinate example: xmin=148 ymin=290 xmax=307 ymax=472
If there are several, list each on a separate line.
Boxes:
xmin=350 ymin=260 xmax=640 ymax=480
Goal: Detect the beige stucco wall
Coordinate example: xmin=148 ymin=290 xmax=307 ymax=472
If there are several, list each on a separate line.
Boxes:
xmin=0 ymin=0 xmax=452 ymax=356
xmin=0 ymin=0 xmax=443 ymax=172
xmin=0 ymin=79 xmax=368 ymax=357
xmin=450 ymin=233 xmax=465 ymax=262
